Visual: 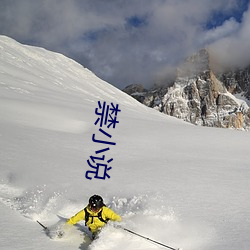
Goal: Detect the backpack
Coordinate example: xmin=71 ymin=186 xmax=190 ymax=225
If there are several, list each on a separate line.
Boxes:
xmin=84 ymin=206 xmax=109 ymax=226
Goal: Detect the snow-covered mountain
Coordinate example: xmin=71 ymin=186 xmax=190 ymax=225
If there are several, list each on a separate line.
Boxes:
xmin=0 ymin=36 xmax=250 ymax=250
xmin=217 ymin=65 xmax=250 ymax=100
xmin=124 ymin=49 xmax=250 ymax=130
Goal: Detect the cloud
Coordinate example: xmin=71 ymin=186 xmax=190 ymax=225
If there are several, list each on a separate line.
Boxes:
xmin=209 ymin=4 xmax=250 ymax=69
xmin=200 ymin=18 xmax=240 ymax=45
xmin=0 ymin=0 xmax=249 ymax=89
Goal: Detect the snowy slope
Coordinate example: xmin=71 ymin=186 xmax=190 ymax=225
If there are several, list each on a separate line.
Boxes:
xmin=0 ymin=36 xmax=250 ymax=250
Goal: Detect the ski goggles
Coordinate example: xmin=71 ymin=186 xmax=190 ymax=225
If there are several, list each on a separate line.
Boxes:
xmin=89 ymin=204 xmax=101 ymax=212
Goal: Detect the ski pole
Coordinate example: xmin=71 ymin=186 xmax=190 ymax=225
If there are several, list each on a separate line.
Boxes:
xmin=122 ymin=227 xmax=180 ymax=250
xmin=37 ymin=220 xmax=48 ymax=231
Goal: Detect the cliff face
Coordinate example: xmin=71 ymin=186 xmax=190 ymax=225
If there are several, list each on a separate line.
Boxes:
xmin=218 ymin=66 xmax=250 ymax=99
xmin=123 ymin=49 xmax=250 ymax=130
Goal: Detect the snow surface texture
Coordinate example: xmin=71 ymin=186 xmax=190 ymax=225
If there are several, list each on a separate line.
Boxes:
xmin=0 ymin=36 xmax=250 ymax=250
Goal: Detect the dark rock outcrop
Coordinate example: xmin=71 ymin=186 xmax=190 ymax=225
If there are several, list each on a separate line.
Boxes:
xmin=123 ymin=49 xmax=250 ymax=130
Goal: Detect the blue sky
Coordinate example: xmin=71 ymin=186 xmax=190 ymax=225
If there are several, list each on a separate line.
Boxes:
xmin=0 ymin=0 xmax=249 ymax=89
xmin=205 ymin=0 xmax=249 ymax=28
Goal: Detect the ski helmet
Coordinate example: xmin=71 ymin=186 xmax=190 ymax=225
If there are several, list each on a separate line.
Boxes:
xmin=89 ymin=195 xmax=104 ymax=210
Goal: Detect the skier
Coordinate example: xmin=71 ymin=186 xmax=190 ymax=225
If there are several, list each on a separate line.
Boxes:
xmin=66 ymin=194 xmax=121 ymax=239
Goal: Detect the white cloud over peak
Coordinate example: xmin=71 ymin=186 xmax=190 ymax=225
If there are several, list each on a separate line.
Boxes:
xmin=209 ymin=5 xmax=250 ymax=68
xmin=0 ymin=0 xmax=249 ymax=88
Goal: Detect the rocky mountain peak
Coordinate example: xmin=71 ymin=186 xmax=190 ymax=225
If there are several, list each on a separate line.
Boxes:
xmin=177 ymin=49 xmax=210 ymax=78
xmin=123 ymin=49 xmax=250 ymax=130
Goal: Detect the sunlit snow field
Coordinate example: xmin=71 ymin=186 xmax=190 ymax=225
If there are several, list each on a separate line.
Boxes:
xmin=0 ymin=36 xmax=249 ymax=250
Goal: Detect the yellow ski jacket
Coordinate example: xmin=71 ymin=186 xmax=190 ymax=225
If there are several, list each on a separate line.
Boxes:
xmin=67 ymin=206 xmax=121 ymax=233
